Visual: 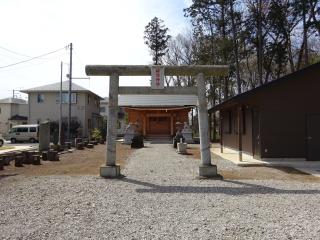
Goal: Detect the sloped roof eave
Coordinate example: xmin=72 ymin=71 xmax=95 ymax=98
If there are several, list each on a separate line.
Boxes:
xmin=118 ymin=94 xmax=198 ymax=107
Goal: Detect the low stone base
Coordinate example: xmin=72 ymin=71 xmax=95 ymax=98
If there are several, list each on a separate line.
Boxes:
xmin=100 ymin=165 xmax=121 ymax=178
xmin=199 ymin=164 xmax=218 ymax=178
xmin=177 ymin=143 xmax=187 ymax=154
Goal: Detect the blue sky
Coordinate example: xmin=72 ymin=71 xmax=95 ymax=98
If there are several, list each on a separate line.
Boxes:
xmin=0 ymin=0 xmax=192 ymax=99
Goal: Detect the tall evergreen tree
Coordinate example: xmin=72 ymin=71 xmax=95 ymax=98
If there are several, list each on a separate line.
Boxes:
xmin=144 ymin=17 xmax=171 ymax=65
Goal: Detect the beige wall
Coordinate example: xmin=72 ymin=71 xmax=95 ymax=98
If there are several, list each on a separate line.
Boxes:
xmin=84 ymin=93 xmax=101 ymax=135
xmin=0 ymin=103 xmax=28 ymax=137
xmin=0 ymin=103 xmax=12 ymax=136
xmin=28 ymin=92 xmax=100 ymax=137
xmin=19 ymin=104 xmax=28 ymax=116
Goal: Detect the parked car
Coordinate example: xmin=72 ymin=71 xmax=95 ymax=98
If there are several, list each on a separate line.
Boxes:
xmin=0 ymin=134 xmax=4 ymax=147
xmin=8 ymin=124 xmax=39 ymax=143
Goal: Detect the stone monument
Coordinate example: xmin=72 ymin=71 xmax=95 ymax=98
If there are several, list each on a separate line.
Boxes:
xmin=39 ymin=121 xmax=50 ymax=152
xmin=182 ymin=122 xmax=193 ymax=143
xmin=123 ymin=123 xmax=138 ymax=145
xmin=173 ymin=122 xmax=185 ymax=148
xmin=177 ymin=138 xmax=187 ymax=154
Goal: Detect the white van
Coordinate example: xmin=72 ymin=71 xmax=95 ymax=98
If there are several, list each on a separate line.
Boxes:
xmin=0 ymin=134 xmax=4 ymax=147
xmin=8 ymin=124 xmax=39 ymax=143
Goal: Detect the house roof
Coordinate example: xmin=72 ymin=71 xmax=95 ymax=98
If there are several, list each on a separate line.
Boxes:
xmin=118 ymin=95 xmax=197 ymax=107
xmin=8 ymin=114 xmax=28 ymax=121
xmin=21 ymin=81 xmax=103 ymax=99
xmin=0 ymin=97 xmax=27 ymax=104
xmin=100 ymin=97 xmax=109 ymax=103
xmin=209 ymin=62 xmax=320 ymax=112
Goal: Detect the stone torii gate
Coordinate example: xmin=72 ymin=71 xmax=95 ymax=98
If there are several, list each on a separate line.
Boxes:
xmin=85 ymin=65 xmax=228 ymax=178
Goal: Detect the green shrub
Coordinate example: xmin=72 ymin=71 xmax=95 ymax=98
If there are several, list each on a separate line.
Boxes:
xmin=91 ymin=128 xmax=102 ymax=141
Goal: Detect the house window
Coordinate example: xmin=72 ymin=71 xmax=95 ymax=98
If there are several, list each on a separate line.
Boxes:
xmin=100 ymin=107 xmax=106 ymax=113
xmin=56 ymin=93 xmax=77 ymax=104
xmin=88 ymin=95 xmax=91 ymax=104
xmin=37 ymin=94 xmax=44 ymax=103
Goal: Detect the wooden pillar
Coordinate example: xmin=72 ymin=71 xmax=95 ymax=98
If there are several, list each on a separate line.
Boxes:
xmin=191 ymin=108 xmax=194 ymax=137
xmin=220 ymin=110 xmax=223 ymax=153
xmin=143 ymin=113 xmax=146 ymax=136
xmin=101 ymin=73 xmax=120 ymax=177
xmin=209 ymin=112 xmax=212 ymax=142
xmin=197 ymin=73 xmax=217 ymax=177
xmin=170 ymin=113 xmax=174 ymax=135
xmin=238 ymin=106 xmax=243 ymax=162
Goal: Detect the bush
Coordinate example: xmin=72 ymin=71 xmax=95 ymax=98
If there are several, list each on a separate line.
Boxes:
xmin=99 ymin=119 xmax=107 ymax=141
xmin=91 ymin=128 xmax=102 ymax=141
xmin=50 ymin=120 xmax=81 ymax=142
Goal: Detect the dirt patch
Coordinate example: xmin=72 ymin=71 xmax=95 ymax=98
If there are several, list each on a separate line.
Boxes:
xmin=187 ymin=146 xmax=320 ymax=182
xmin=220 ymin=167 xmax=320 ymax=182
xmin=0 ymin=143 xmax=133 ymax=177
xmin=187 ymin=146 xmax=201 ymax=159
xmin=0 ymin=146 xmax=14 ymax=150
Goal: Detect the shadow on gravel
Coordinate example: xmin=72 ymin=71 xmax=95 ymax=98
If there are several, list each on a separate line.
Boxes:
xmin=0 ymin=174 xmax=18 ymax=180
xmin=120 ymin=178 xmax=320 ymax=195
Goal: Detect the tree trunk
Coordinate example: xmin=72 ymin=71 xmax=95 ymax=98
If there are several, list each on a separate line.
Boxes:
xmin=257 ymin=0 xmax=263 ymax=85
xmin=287 ymin=36 xmax=295 ymax=72
xmin=220 ymin=1 xmax=229 ymax=99
xmin=302 ymin=0 xmax=309 ymax=66
xmin=230 ymin=0 xmax=241 ymax=94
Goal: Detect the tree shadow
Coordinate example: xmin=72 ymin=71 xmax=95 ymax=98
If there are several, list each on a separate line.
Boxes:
xmin=119 ymin=177 xmax=320 ymax=195
xmin=0 ymin=173 xmax=18 ymax=180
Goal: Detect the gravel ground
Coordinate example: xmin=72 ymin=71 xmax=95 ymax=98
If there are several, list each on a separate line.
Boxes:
xmin=1 ymin=143 xmax=320 ymax=239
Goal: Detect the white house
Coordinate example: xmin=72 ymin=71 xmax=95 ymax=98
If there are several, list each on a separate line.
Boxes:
xmin=100 ymin=97 xmax=127 ymax=136
xmin=100 ymin=97 xmax=109 ymax=119
xmin=0 ymin=97 xmax=28 ymax=138
xmin=21 ymin=81 xmax=103 ymax=138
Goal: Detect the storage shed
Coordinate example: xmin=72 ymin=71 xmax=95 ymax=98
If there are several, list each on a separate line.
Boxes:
xmin=209 ymin=62 xmax=320 ymax=161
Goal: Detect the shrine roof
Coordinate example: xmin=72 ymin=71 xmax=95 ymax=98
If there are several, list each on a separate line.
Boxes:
xmin=118 ymin=95 xmax=197 ymax=107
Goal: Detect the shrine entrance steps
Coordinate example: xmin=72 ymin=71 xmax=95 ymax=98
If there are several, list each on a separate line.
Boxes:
xmin=145 ymin=134 xmax=172 ymax=144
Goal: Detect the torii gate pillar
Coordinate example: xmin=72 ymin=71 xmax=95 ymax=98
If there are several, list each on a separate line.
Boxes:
xmin=100 ymin=73 xmax=120 ymax=177
xmin=197 ymin=73 xmax=217 ymax=177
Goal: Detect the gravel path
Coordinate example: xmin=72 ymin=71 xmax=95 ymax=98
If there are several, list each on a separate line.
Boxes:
xmin=1 ymin=143 xmax=320 ymax=239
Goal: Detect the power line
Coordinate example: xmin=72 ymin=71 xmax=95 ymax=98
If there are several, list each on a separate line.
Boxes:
xmin=0 ymin=46 xmax=32 ymax=58
xmin=0 ymin=52 xmax=67 ymax=72
xmin=0 ymin=45 xmax=69 ymax=69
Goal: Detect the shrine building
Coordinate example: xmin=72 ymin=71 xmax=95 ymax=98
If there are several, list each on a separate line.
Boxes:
xmin=118 ymin=94 xmax=197 ymax=138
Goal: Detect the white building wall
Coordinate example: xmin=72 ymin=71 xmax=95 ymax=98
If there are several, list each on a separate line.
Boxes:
xmin=18 ymin=104 xmax=28 ymax=117
xmin=84 ymin=93 xmax=101 ymax=137
xmin=28 ymin=92 xmax=87 ymax=136
xmin=0 ymin=104 xmax=12 ymax=137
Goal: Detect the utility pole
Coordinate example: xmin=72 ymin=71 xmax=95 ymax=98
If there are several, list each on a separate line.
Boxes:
xmin=59 ymin=61 xmax=63 ymax=145
xmin=68 ymin=43 xmax=73 ymax=141
xmin=12 ymin=89 xmax=15 ymax=98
